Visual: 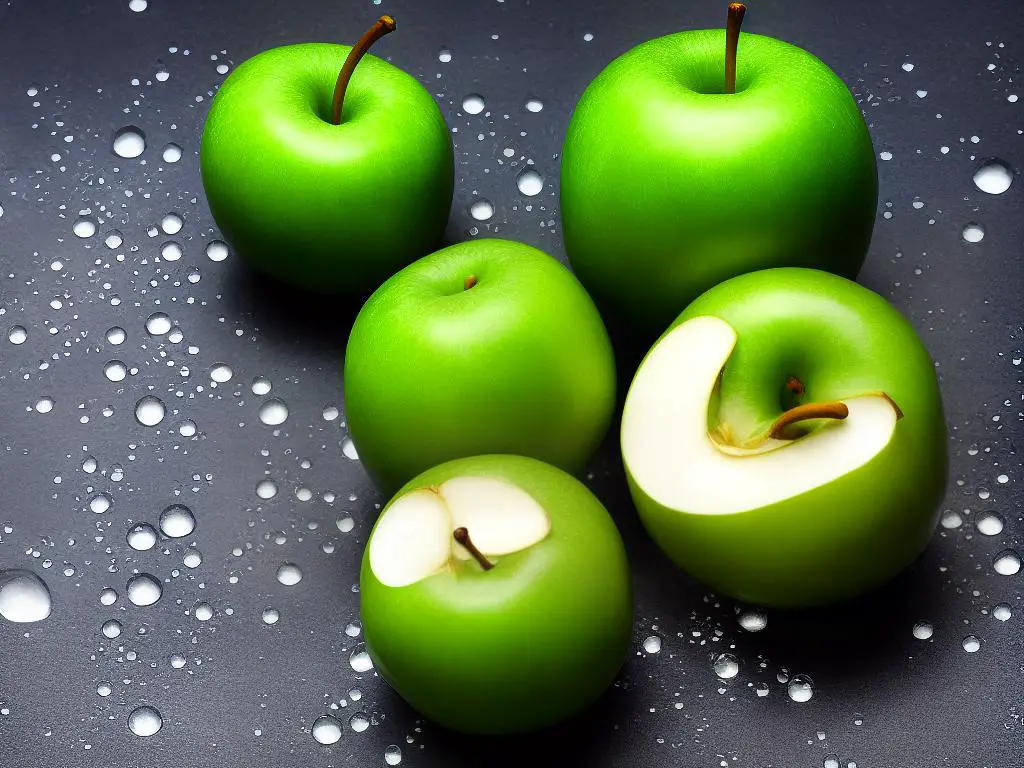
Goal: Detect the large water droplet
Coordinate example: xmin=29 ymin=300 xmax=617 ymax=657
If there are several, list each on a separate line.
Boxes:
xmin=993 ymin=603 xmax=1011 ymax=621
xmin=113 ymin=126 xmax=146 ymax=159
xmin=349 ymin=647 xmax=374 ymax=673
xmin=262 ymin=607 xmax=280 ymax=625
xmin=0 ymin=570 xmax=52 ymax=623
xmin=205 ymin=240 xmax=228 ymax=262
xmin=251 ymin=376 xmax=271 ymax=395
xmin=341 ymin=437 xmax=359 ymax=461
xmin=385 ymin=745 xmax=402 ymax=765
xmin=349 ymin=713 xmax=369 ymax=733
xmin=461 ymin=93 xmax=485 ymax=114
xmin=738 ymin=609 xmax=767 ymax=632
xmin=962 ymin=635 xmax=981 ymax=653
xmin=312 ymin=715 xmax=343 ymax=744
xmin=126 ymin=573 xmax=162 ymax=606
xmin=210 ymin=363 xmax=233 ymax=383
xmin=438 ymin=47 xmax=452 ymax=63
xmin=182 ymin=549 xmax=202 ymax=568
xmin=712 ymin=653 xmax=739 ymax=679
xmin=524 ymin=97 xmax=543 ymax=113
xmin=135 ymin=396 xmax=166 ymax=427
xmin=469 ymin=198 xmax=494 ymax=221
xmin=993 ymin=549 xmax=1021 ymax=575
xmin=256 ymin=479 xmax=277 ymax=499
xmin=962 ymin=222 xmax=985 ymax=243
xmin=912 ymin=621 xmax=933 ymax=639
xmin=159 ymin=505 xmax=195 ymax=538
xmin=97 ymin=682 xmax=113 ymax=697
xmin=160 ymin=213 xmax=183 ymax=235
xmin=73 ymin=216 xmax=97 ymax=238
xmin=259 ymin=399 xmax=288 ymax=426
xmin=127 ymin=523 xmax=157 ymax=551
xmin=100 ymin=587 xmax=118 ymax=606
xmin=106 ymin=326 xmax=126 ymax=345
xmin=145 ymin=312 xmax=172 ymax=336
xmin=976 ymin=511 xmax=1004 ymax=536
xmin=642 ymin=635 xmax=662 ymax=654
xmin=102 ymin=618 xmax=123 ymax=638
xmin=973 ymin=159 xmax=1014 ymax=195
xmin=193 ymin=601 xmax=213 ymax=621
xmin=90 ymin=493 xmax=112 ymax=514
xmin=787 ymin=674 xmax=814 ymax=702
xmin=104 ymin=360 xmax=128 ymax=382
xmin=160 ymin=242 xmax=182 ymax=262
xmin=516 ymin=168 xmax=544 ymax=196
xmin=276 ymin=562 xmax=302 ymax=586
xmin=162 ymin=143 xmax=182 ymax=163
xmin=128 ymin=705 xmax=162 ymax=736
xmin=35 ymin=397 xmax=54 ymax=414
xmin=8 ymin=326 xmax=27 ymax=345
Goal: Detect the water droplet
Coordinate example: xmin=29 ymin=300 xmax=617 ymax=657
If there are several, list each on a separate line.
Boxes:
xmin=642 ymin=635 xmax=662 ymax=654
xmin=879 ymin=150 xmax=893 ymax=161
xmin=162 ymin=143 xmax=182 ymax=163
xmin=169 ymin=653 xmax=186 ymax=669
xmin=901 ymin=61 xmax=914 ymax=72
xmin=993 ymin=549 xmax=1021 ymax=575
xmin=128 ymin=0 xmax=148 ymax=11
xmin=787 ymin=674 xmax=814 ymax=702
xmin=583 ymin=32 xmax=594 ymax=42
xmin=126 ymin=573 xmax=162 ymax=606
xmin=259 ymin=399 xmax=288 ymax=426
xmin=262 ymin=607 xmax=280 ymax=625
xmin=112 ymin=126 xmax=146 ymax=159
xmin=825 ymin=757 xmax=841 ymax=768
xmin=128 ymin=705 xmax=162 ymax=737
xmin=311 ymin=715 xmax=343 ymax=745
xmin=712 ymin=653 xmax=739 ymax=679
xmin=345 ymin=622 xmax=361 ymax=637
xmin=193 ymin=601 xmax=213 ymax=621
xmin=973 ymin=159 xmax=1014 ymax=194
xmin=738 ymin=609 xmax=767 ymax=632
xmin=106 ymin=326 xmax=126 ymax=345
xmin=962 ymin=635 xmax=981 ymax=653
xmin=276 ymin=562 xmax=302 ymax=586
xmin=962 ymin=222 xmax=985 ymax=243
xmin=940 ymin=510 xmax=962 ymax=529
xmin=178 ymin=420 xmax=197 ymax=437
xmin=205 ymin=240 xmax=229 ymax=262
xmin=349 ymin=713 xmax=369 ymax=733
xmin=524 ymin=97 xmax=543 ymax=113
xmin=993 ymin=603 xmax=1011 ymax=621
xmin=145 ymin=312 xmax=172 ymax=335
xmin=322 ymin=405 xmax=339 ymax=421
xmin=100 ymin=587 xmax=118 ymax=606
xmin=337 ymin=517 xmax=354 ymax=533
xmin=102 ymin=619 xmax=123 ymax=638
xmin=469 ymin=198 xmax=494 ymax=221
xmin=160 ymin=241 xmax=182 ymax=262
xmin=349 ymin=647 xmax=373 ymax=673
xmin=8 ymin=326 xmax=27 ymax=345
xmin=912 ymin=621 xmax=933 ymax=639
xmin=159 ymin=505 xmax=195 ymax=538
xmin=0 ymin=570 xmax=52 ymax=623
xmin=35 ymin=397 xmax=54 ymax=414
xmin=385 ymin=745 xmax=402 ymax=765
xmin=255 ymin=479 xmax=277 ymax=500
xmin=135 ymin=396 xmax=166 ymax=427
xmin=438 ymin=47 xmax=452 ymax=63
xmin=976 ymin=511 xmax=1004 ymax=536
xmin=251 ymin=376 xmax=271 ymax=395
xmin=182 ymin=549 xmax=202 ymax=568
xmin=104 ymin=230 xmax=123 ymax=249
xmin=97 ymin=682 xmax=113 ymax=697
xmin=127 ymin=524 xmax=157 ymax=551
xmin=210 ymin=363 xmax=232 ymax=383
xmin=341 ymin=437 xmax=359 ymax=461
xmin=515 ymin=168 xmax=544 ymax=196
xmin=73 ymin=216 xmax=96 ymax=238
xmin=104 ymin=360 xmax=128 ymax=382
xmin=462 ymin=93 xmax=485 ymax=114
xmin=90 ymin=493 xmax=112 ymax=514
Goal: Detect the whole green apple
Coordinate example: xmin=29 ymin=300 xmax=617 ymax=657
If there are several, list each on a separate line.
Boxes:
xmin=561 ymin=24 xmax=878 ymax=331
xmin=201 ymin=18 xmax=453 ymax=294
xmin=360 ymin=454 xmax=632 ymax=734
xmin=344 ymin=238 xmax=616 ymax=494
xmin=621 ymin=268 xmax=947 ymax=607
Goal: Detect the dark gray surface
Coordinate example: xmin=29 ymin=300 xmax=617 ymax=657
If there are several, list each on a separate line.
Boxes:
xmin=0 ymin=1 xmax=1021 ymax=766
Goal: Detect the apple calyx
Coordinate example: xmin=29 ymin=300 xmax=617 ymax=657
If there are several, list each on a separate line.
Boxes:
xmin=725 ymin=2 xmax=746 ymax=94
xmin=453 ymin=527 xmax=494 ymax=570
xmin=463 ymin=274 xmax=479 ymax=291
xmin=331 ymin=15 xmax=397 ymax=126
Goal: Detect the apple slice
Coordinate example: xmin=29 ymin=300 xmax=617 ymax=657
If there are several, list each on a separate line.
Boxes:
xmin=622 ymin=315 xmax=902 ymax=515
xmin=368 ymin=476 xmax=551 ymax=587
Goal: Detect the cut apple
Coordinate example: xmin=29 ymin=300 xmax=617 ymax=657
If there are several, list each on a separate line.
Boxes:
xmin=369 ymin=476 xmax=551 ymax=587
xmin=621 ymin=315 xmax=902 ymax=515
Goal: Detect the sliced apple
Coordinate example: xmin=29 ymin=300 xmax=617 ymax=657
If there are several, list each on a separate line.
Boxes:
xmin=368 ymin=476 xmax=551 ymax=587
xmin=621 ymin=315 xmax=902 ymax=515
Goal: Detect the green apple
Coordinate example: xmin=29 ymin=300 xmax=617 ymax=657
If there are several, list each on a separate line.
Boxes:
xmin=561 ymin=11 xmax=877 ymax=331
xmin=360 ymin=454 xmax=632 ymax=734
xmin=621 ymin=268 xmax=947 ymax=607
xmin=201 ymin=17 xmax=453 ymax=294
xmin=343 ymin=238 xmax=616 ymax=494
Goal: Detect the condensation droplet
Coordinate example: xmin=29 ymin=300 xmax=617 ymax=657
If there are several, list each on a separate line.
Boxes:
xmin=135 ymin=396 xmax=166 ymax=427
xmin=349 ymin=713 xmax=369 ymax=733
xmin=962 ymin=222 xmax=985 ymax=243
xmin=962 ymin=635 xmax=981 ymax=653
xmin=193 ymin=601 xmax=213 ymax=621
xmin=469 ymin=198 xmax=494 ymax=221
xmin=128 ymin=705 xmax=162 ymax=737
xmin=525 ymin=97 xmax=543 ymax=113
xmin=642 ymin=635 xmax=662 ymax=654
xmin=276 ymin=562 xmax=302 ymax=586
xmin=993 ymin=549 xmax=1021 ymax=575
xmin=162 ymin=143 xmax=182 ymax=163
xmin=976 ymin=511 xmax=1004 ymax=536
xmin=35 ymin=397 xmax=54 ymax=414
xmin=255 ymin=479 xmax=278 ymax=500
xmin=787 ymin=674 xmax=814 ymax=702
xmin=106 ymin=326 xmax=126 ymax=345
xmin=127 ymin=524 xmax=157 ymax=551
xmin=145 ymin=312 xmax=172 ymax=335
xmin=259 ymin=399 xmax=288 ymax=426
xmin=90 ymin=493 xmax=111 ymax=514
xmin=385 ymin=745 xmax=402 ymax=765
xmin=73 ymin=216 xmax=97 ymax=238
xmin=973 ymin=159 xmax=1014 ymax=195
xmin=205 ymin=240 xmax=229 ymax=262
xmin=993 ymin=603 xmax=1011 ymax=621
xmin=159 ymin=505 xmax=195 ymax=538
xmin=8 ymin=326 xmax=27 ymax=345
xmin=738 ymin=609 xmax=767 ymax=632
xmin=462 ymin=93 xmax=485 ymax=114
xmin=349 ymin=647 xmax=373 ymax=673
xmin=160 ymin=213 xmax=183 ymax=235
xmin=516 ymin=168 xmax=544 ymax=196
xmin=312 ymin=715 xmax=343 ymax=745
xmin=160 ymin=241 xmax=182 ymax=262
xmin=912 ymin=621 xmax=933 ymax=640
xmin=251 ymin=376 xmax=271 ymax=395
xmin=341 ymin=437 xmax=359 ymax=461
xmin=262 ymin=607 xmax=280 ymax=625
xmin=126 ymin=573 xmax=162 ymax=606
xmin=182 ymin=549 xmax=202 ymax=568
xmin=713 ymin=653 xmax=739 ymax=679
xmin=0 ymin=570 xmax=52 ymax=623
xmin=102 ymin=618 xmax=123 ymax=638
xmin=210 ymin=363 xmax=233 ymax=383
xmin=439 ymin=48 xmax=452 ymax=63
xmin=104 ymin=360 xmax=128 ymax=382
xmin=112 ymin=126 xmax=146 ymax=159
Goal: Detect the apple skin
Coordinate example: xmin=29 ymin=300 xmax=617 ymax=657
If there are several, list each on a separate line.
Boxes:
xmin=201 ymin=43 xmax=453 ymax=294
xmin=561 ymin=31 xmax=877 ymax=331
xmin=344 ymin=239 xmax=616 ymax=494
xmin=360 ymin=454 xmax=633 ymax=735
xmin=624 ymin=268 xmax=947 ymax=607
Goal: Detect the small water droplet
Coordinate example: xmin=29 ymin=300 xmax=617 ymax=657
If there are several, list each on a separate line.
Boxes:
xmin=738 ymin=609 xmax=767 ymax=632
xmin=160 ymin=213 xmax=183 ymax=235
xmin=962 ymin=222 xmax=985 ymax=243
xmin=8 ymin=326 xmax=27 ymax=345
xmin=322 ymin=405 xmax=339 ymax=421
xmin=34 ymin=397 xmax=54 ymax=414
xmin=106 ymin=326 xmax=126 ymax=345
xmin=182 ymin=549 xmax=202 ymax=569
xmin=251 ymin=376 xmax=271 ymax=395
xmin=349 ymin=713 xmax=369 ymax=733
xmin=276 ymin=562 xmax=302 ymax=586
xmin=469 ymin=198 xmax=494 ymax=221
xmin=113 ymin=126 xmax=146 ymax=159
xmin=127 ymin=524 xmax=157 ymax=551
xmin=259 ymin=399 xmax=289 ymax=426
xmin=385 ymin=745 xmax=402 ymax=765
xmin=169 ymin=653 xmax=186 ymax=669
xmin=345 ymin=621 xmax=361 ymax=637
xmin=524 ymin=97 xmax=543 ymax=113
xmin=516 ymin=168 xmax=544 ymax=196
xmin=128 ymin=705 xmax=162 ymax=737
xmin=100 ymin=587 xmax=118 ymax=606
xmin=135 ymin=396 xmax=166 ymax=427
xmin=97 ymin=682 xmax=113 ymax=697
xmin=262 ymin=607 xmax=280 ymax=625
xmin=973 ymin=159 xmax=1014 ymax=194
xmin=104 ymin=231 xmax=123 ymax=249
xmin=713 ymin=653 xmax=739 ymax=679
xmin=193 ymin=601 xmax=213 ymax=621
xmin=312 ymin=714 xmax=343 ymax=744
xmin=901 ymin=61 xmax=914 ymax=72
xmin=159 ymin=505 xmax=195 ymax=538
xmin=126 ymin=573 xmax=162 ymax=606
xmin=992 ymin=603 xmax=1011 ymax=621
xmin=102 ymin=618 xmax=123 ymax=638
xmin=145 ymin=312 xmax=172 ymax=336
xmin=341 ymin=437 xmax=359 ymax=461
xmin=825 ymin=757 xmax=841 ymax=768
xmin=104 ymin=360 xmax=128 ymax=382
xmin=912 ymin=621 xmax=933 ymax=640
xmin=0 ymin=570 xmax=52 ymax=623
xmin=337 ymin=517 xmax=354 ymax=533
xmin=438 ymin=47 xmax=452 ymax=63
xmin=962 ymin=635 xmax=981 ymax=653
xmin=993 ymin=549 xmax=1021 ymax=575
xmin=255 ymin=479 xmax=278 ymax=500
xmin=462 ymin=93 xmax=485 ymax=114
xmin=940 ymin=510 xmax=962 ymax=529
xmin=879 ymin=150 xmax=893 ymax=161
xmin=209 ymin=363 xmax=233 ymax=384
xmin=205 ymin=240 xmax=229 ymax=262
xmin=755 ymin=682 xmax=769 ymax=697
xmin=787 ymin=674 xmax=814 ymax=702
xmin=90 ymin=493 xmax=111 ymax=514
xmin=178 ymin=420 xmax=197 ymax=437
xmin=162 ymin=143 xmax=182 ymax=163
xmin=128 ymin=0 xmax=148 ymax=11
xmin=976 ymin=511 xmax=1004 ymax=536
xmin=642 ymin=635 xmax=662 ymax=654
xmin=160 ymin=241 xmax=182 ymax=262
xmin=73 ymin=216 xmax=97 ymax=238
xmin=349 ymin=647 xmax=373 ymax=673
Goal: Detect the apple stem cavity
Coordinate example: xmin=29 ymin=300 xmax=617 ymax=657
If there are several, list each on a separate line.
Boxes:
xmin=453 ymin=527 xmax=494 ymax=571
xmin=785 ymin=376 xmax=805 ymax=395
xmin=768 ymin=401 xmax=849 ymax=440
xmin=331 ymin=15 xmax=397 ymax=126
xmin=725 ymin=2 xmax=746 ymax=94
xmin=463 ymin=274 xmax=478 ymax=291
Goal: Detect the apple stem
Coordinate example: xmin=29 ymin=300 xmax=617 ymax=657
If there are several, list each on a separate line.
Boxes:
xmin=331 ymin=15 xmax=397 ymax=126
xmin=453 ymin=527 xmax=494 ymax=571
xmin=768 ymin=401 xmax=849 ymax=439
xmin=725 ymin=2 xmax=746 ymax=94
xmin=464 ymin=274 xmax=478 ymax=291
xmin=785 ymin=376 xmax=805 ymax=395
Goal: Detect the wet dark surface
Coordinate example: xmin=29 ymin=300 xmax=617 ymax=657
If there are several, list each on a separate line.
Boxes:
xmin=0 ymin=1 xmax=1021 ymax=766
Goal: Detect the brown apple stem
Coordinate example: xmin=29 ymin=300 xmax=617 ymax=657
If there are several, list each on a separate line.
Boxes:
xmin=464 ymin=274 xmax=478 ymax=291
xmin=453 ymin=527 xmax=494 ymax=571
xmin=725 ymin=2 xmax=746 ymax=94
xmin=785 ymin=376 xmax=805 ymax=395
xmin=768 ymin=401 xmax=849 ymax=439
xmin=331 ymin=16 xmax=397 ymax=125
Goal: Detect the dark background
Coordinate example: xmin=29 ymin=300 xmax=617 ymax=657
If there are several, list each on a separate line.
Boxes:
xmin=0 ymin=1 xmax=1021 ymax=766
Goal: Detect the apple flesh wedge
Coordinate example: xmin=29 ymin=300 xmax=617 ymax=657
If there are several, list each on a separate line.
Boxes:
xmin=621 ymin=268 xmax=947 ymax=607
